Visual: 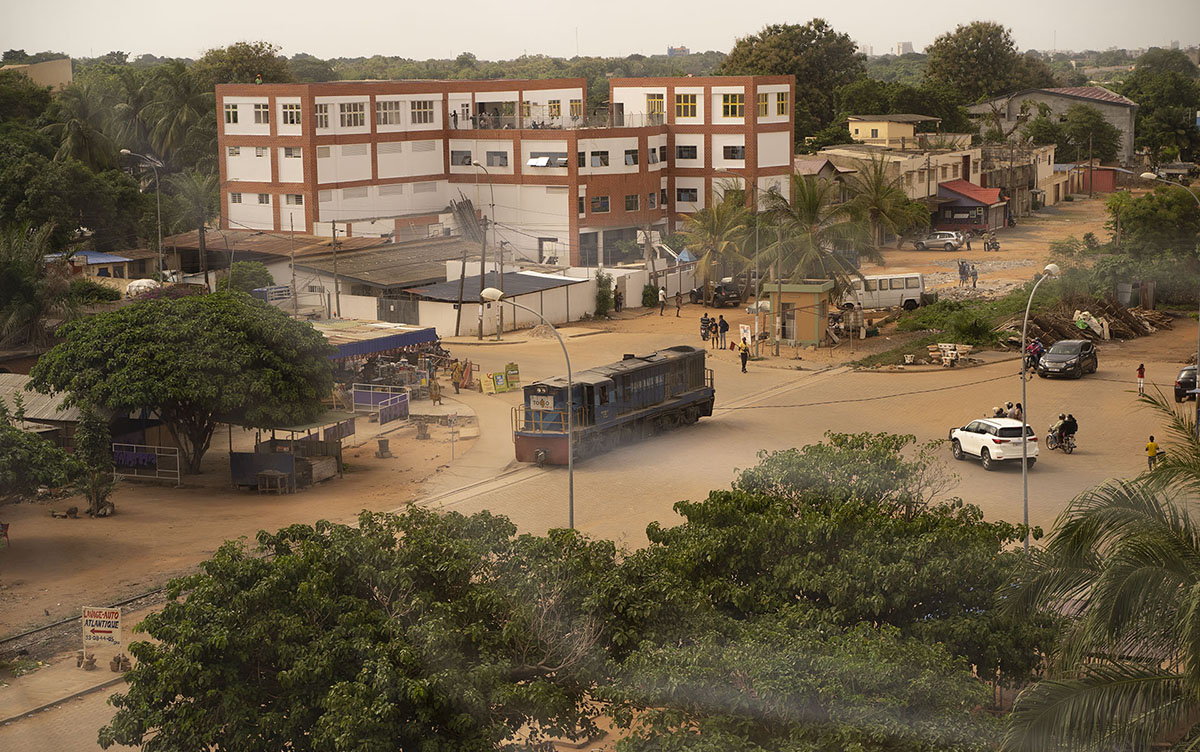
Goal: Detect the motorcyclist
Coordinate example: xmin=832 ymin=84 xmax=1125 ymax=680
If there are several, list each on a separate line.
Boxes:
xmin=1024 ymin=338 xmax=1045 ymax=371
xmin=1051 ymin=413 xmax=1067 ymax=447
xmin=1063 ymin=413 xmax=1078 ymax=444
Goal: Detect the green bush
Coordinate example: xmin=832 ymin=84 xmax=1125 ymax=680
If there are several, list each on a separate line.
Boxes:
xmin=642 ymin=283 xmax=659 ymax=308
xmin=895 ymin=300 xmax=970 ymax=332
xmin=217 ymin=261 xmax=274 ymax=293
xmin=594 ymin=270 xmax=613 ymax=316
xmin=69 ymin=278 xmax=121 ymax=304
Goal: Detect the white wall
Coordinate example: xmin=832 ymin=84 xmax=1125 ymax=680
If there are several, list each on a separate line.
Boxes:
xmin=373 ymin=93 xmax=444 ymax=133
xmin=756 ymin=131 xmax=791 ymax=168
xmin=313 ymin=95 xmax=371 ymax=137
xmin=228 ymin=195 xmax=273 ymax=230
xmin=675 ymin=177 xmax=705 ymax=212
xmin=711 ymin=133 xmax=748 ymax=170
xmin=275 ymin=96 xmax=302 ymax=136
xmin=753 ymin=84 xmax=791 ymax=126
xmin=317 ymin=143 xmax=372 ymax=184
xmin=577 ymin=136 xmax=641 ymax=176
xmin=674 ymin=133 xmax=704 ymax=167
xmin=448 ymin=138 xmax=516 ymax=176
xmin=225 ymin=145 xmax=272 ymax=182
xmin=377 ymin=139 xmax=443 ymax=179
xmin=280 ymin=200 xmax=306 ymax=233
xmin=710 ymin=85 xmax=748 ymax=127
xmin=674 ymin=85 xmax=705 ymax=125
xmin=277 ymin=147 xmax=304 ymax=182
xmin=221 ymin=97 xmax=270 ymax=137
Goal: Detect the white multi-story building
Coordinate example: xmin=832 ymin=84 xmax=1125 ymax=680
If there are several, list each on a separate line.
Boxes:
xmin=216 ymin=75 xmax=795 ymax=266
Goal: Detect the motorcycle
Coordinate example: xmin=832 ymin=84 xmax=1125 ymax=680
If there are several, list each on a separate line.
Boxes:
xmin=984 ymin=237 xmax=1001 ymax=252
xmin=1046 ymin=426 xmax=1076 ymax=454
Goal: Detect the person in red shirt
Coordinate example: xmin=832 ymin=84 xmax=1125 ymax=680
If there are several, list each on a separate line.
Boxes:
xmin=1137 ymin=363 xmax=1145 ymax=396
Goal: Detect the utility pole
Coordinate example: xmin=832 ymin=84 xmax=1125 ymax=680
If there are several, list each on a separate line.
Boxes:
xmin=1088 ymin=132 xmax=1094 ymax=198
xmin=478 ymin=215 xmax=487 ymax=340
xmin=331 ymin=222 xmax=341 ymax=317
xmin=455 ymin=237 xmax=468 ymax=336
xmin=289 ymin=215 xmax=298 ymax=315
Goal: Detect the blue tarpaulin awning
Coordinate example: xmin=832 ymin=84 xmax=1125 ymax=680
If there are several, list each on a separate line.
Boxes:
xmin=309 ymin=320 xmax=438 ymax=361
xmin=330 ymin=328 xmax=437 ymax=359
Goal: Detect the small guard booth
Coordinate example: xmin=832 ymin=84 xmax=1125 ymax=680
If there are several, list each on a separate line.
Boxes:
xmin=229 ymin=410 xmax=356 ymax=493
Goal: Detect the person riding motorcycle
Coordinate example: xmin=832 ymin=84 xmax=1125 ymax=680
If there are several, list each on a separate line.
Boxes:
xmin=1051 ymin=413 xmax=1068 ymax=447
xmin=1025 ymin=338 xmax=1045 ymax=371
xmin=1063 ymin=413 xmax=1078 ymax=443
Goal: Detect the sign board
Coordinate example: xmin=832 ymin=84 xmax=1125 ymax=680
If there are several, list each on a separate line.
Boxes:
xmin=739 ymin=324 xmax=751 ymax=345
xmin=82 ymin=606 xmax=121 ymax=648
xmin=504 ymin=363 xmax=521 ymax=387
xmin=529 ymin=395 xmax=554 ymax=411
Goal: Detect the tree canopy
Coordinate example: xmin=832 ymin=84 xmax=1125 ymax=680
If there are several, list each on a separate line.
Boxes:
xmin=720 ymin=19 xmax=865 ymax=136
xmin=1120 ymin=48 xmax=1200 ymax=163
xmin=1023 ymin=103 xmax=1123 ymax=163
xmin=926 ymin=22 xmax=1055 ymax=102
xmin=191 ymin=41 xmax=294 ymax=88
xmin=29 ymin=292 xmax=334 ymax=472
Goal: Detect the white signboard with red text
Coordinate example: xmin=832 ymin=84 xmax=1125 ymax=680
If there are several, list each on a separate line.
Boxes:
xmin=82 ymin=606 xmax=122 ymax=648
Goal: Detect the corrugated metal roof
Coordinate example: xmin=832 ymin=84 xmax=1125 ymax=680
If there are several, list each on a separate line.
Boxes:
xmin=295 ymin=237 xmax=480 ymax=289
xmin=846 ymin=114 xmax=941 ymax=123
xmin=407 ymin=271 xmax=586 ymax=303
xmin=1044 ymin=86 xmax=1137 ymax=107
xmin=45 ymin=251 xmax=132 ymax=264
xmin=937 ymin=179 xmax=1005 ymax=207
xmin=0 ymin=373 xmax=79 ymax=423
xmin=162 ymin=230 xmax=388 ymax=259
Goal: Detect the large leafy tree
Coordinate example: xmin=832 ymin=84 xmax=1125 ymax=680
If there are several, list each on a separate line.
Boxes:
xmin=29 ymin=292 xmax=335 ymax=473
xmin=40 ymin=82 xmax=117 ymax=171
xmin=835 ymin=77 xmax=973 ymax=132
xmin=101 ymin=508 xmax=616 ymax=751
xmin=677 ymin=196 xmax=749 ymax=303
xmin=1024 ymin=103 xmax=1123 ymax=163
xmin=0 ymin=395 xmax=79 ymax=502
xmin=926 ymin=22 xmax=1054 ymax=102
xmin=192 ymin=40 xmax=294 ymax=87
xmin=1114 ymin=184 xmax=1200 ymax=254
xmin=0 ymin=69 xmax=52 ymax=124
xmin=1120 ymin=48 xmax=1200 ymax=163
xmin=144 ymin=61 xmax=213 ymax=168
xmin=719 ymin=19 xmax=865 ymax=136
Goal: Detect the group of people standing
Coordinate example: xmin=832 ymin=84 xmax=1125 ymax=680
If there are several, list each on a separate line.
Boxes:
xmin=957 ymin=260 xmax=979 ymax=288
xmin=699 ymin=313 xmax=730 ymax=348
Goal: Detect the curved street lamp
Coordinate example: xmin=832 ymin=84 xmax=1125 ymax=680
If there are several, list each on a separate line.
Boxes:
xmin=120 ymin=149 xmax=165 ymax=280
xmin=472 ymin=161 xmax=502 ymax=340
xmin=480 ymin=286 xmax=574 ymax=529
xmin=1021 ymin=262 xmax=1060 ymax=553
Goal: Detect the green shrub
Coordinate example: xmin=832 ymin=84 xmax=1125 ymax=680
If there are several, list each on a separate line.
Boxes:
xmin=642 ymin=283 xmax=659 ymax=308
xmin=69 ymin=278 xmax=121 ymax=304
xmin=594 ymin=270 xmax=613 ymax=316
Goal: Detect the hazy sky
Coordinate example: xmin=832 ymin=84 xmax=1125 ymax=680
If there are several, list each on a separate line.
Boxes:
xmin=3 ymin=0 xmax=1197 ymax=61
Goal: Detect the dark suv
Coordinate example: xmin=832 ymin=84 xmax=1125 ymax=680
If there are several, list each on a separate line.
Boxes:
xmin=689 ymin=283 xmax=743 ymax=308
xmin=1175 ymin=366 xmax=1197 ymax=402
xmin=1036 ymin=339 xmax=1098 ymax=379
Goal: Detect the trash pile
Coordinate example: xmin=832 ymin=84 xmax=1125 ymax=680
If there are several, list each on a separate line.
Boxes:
xmin=999 ymin=301 xmax=1173 ymax=346
xmin=527 ymin=324 xmax=558 ymax=339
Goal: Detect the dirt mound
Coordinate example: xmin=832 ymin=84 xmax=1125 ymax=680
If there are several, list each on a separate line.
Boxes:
xmin=528 ymin=324 xmax=558 ymax=339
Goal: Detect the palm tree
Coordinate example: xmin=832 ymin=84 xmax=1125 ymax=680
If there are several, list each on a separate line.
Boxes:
xmin=40 ymin=82 xmax=117 ymax=171
xmin=848 ymin=156 xmax=929 ymax=247
xmin=1002 ymin=391 xmax=1200 ymax=752
xmin=144 ymin=61 xmax=214 ymax=167
xmin=167 ymin=170 xmax=218 ymax=289
xmin=0 ymin=224 xmax=77 ymax=348
xmin=107 ymin=67 xmax=157 ymax=158
xmin=762 ymin=173 xmax=875 ymax=295
xmin=678 ymin=197 xmax=749 ymax=305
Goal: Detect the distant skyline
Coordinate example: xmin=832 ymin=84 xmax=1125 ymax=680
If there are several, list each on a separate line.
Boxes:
xmin=4 ymin=0 xmax=1197 ymax=62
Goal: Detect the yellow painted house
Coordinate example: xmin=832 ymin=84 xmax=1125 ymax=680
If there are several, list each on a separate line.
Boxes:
xmin=845 ymin=114 xmax=941 ymax=147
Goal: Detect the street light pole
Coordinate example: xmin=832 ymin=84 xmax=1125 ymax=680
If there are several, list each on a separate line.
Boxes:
xmin=472 ymin=162 xmax=501 ymax=339
xmin=1020 ymin=263 xmax=1060 ymax=554
xmin=1140 ymin=172 xmax=1200 ymax=434
xmin=120 ymin=149 xmax=163 ymax=280
xmin=480 ymin=286 xmax=574 ymax=529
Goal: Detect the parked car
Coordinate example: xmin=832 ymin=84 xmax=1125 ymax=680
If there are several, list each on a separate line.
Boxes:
xmin=1175 ymin=365 xmax=1197 ymax=402
xmin=844 ymin=273 xmax=925 ymax=311
xmin=1036 ymin=339 xmax=1098 ymax=379
xmin=689 ymin=283 xmax=742 ymax=307
xmin=913 ymin=231 xmax=965 ymax=251
xmin=949 ymin=418 xmax=1038 ymax=470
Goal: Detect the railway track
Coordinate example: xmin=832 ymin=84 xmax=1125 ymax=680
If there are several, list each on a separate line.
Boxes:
xmin=0 ymin=588 xmax=171 ymax=662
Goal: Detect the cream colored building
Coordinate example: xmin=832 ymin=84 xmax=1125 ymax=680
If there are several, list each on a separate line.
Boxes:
xmin=1 ymin=58 xmax=72 ymax=91
xmin=820 ymin=144 xmax=984 ymax=202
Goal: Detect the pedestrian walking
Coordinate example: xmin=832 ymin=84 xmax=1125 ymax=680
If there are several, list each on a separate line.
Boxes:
xmin=1147 ymin=435 xmax=1159 ymax=471
xmin=675 ymin=290 xmax=682 ymax=317
xmin=700 ymin=313 xmax=711 ymax=342
xmin=718 ymin=315 xmax=729 ymax=348
xmin=450 ymin=359 xmax=463 ymax=394
xmin=658 ymin=286 xmax=667 ymax=315
xmin=1137 ymin=363 xmax=1145 ymax=395
xmin=738 ymin=338 xmax=750 ymax=372
xmin=965 ymin=234 xmax=972 ymax=251
xmin=614 ymin=289 xmax=623 ymax=313
xmin=970 ymin=264 xmax=978 ymax=289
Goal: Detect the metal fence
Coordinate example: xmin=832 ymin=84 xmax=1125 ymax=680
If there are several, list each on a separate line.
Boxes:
xmin=351 ymin=383 xmax=410 ymax=413
xmin=112 ymin=443 xmax=182 ymax=486
xmin=379 ymin=393 xmax=409 ymax=425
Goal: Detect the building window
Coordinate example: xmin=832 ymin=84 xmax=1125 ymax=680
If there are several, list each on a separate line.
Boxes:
xmin=316 ymin=146 xmax=331 ymax=158
xmin=776 ymin=92 xmax=788 ymax=115
xmin=952 ymin=164 xmax=959 ymax=178
xmin=577 ymin=196 xmax=584 ymax=214
xmin=590 ymin=196 xmax=609 ymax=213
xmin=257 ymin=193 xmax=270 ymax=205
xmin=625 ymin=194 xmax=639 ymax=211
xmin=675 ymin=93 xmax=697 ymax=118
xmin=723 ymin=145 xmax=745 ymax=160
xmin=520 ymin=101 xmax=531 ymax=118
xmin=486 ymin=151 xmax=508 ymax=167
xmin=230 ymin=192 xmax=242 ymax=204
xmin=339 ymin=102 xmax=366 ymax=127
xmin=285 ymin=194 xmax=303 ymax=206
xmin=283 ymin=146 xmax=302 ymax=158
xmin=941 ymin=165 xmax=948 ymax=179
xmin=318 ymin=190 xmax=332 ymax=202
xmin=722 ymin=93 xmax=744 ymax=118
xmin=648 ymin=192 xmax=657 ymax=209
xmin=577 ymin=151 xmax=586 ymax=168
xmin=223 ymin=104 xmax=238 ymax=124
xmin=661 ymin=188 xmax=668 ymax=206
xmin=676 ymin=144 xmax=698 ymax=160
xmin=410 ymin=100 xmax=434 ymax=124
xmin=647 ymin=93 xmax=664 ymax=115
xmin=375 ymin=100 xmax=401 ymax=125
xmin=676 ymin=187 xmax=698 ymax=202
xmin=281 ymin=103 xmax=301 ymax=125
xmin=591 ymin=151 xmax=609 ymax=167
xmin=570 ymin=99 xmax=582 ymax=118
xmin=255 ymin=146 xmax=267 ymax=158
xmin=226 ymin=146 xmax=240 ymax=157
xmin=451 ymin=150 xmax=473 ymax=166
xmin=530 ymin=151 xmax=568 ymax=167
xmin=624 ymin=149 xmax=638 ymax=166
xmin=870 ymin=128 xmax=879 ymax=138
xmin=659 ymin=145 xmax=667 ymax=163
xmin=314 ymin=103 xmax=329 ymax=129
xmin=253 ymin=103 xmax=269 ymax=124
xmin=548 ymin=100 xmax=561 ymax=117
xmin=757 ymin=93 xmax=768 ymax=117
xmin=647 ymin=149 xmax=659 ymax=164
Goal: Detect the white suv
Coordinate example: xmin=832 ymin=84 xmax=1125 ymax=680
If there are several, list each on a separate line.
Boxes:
xmin=913 ymin=231 xmax=965 ymax=251
xmin=949 ymin=418 xmax=1038 ymax=470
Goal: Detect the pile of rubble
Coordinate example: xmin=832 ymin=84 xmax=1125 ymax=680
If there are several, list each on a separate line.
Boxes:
xmin=527 ymin=324 xmax=558 ymax=339
xmin=998 ymin=301 xmax=1174 ymax=346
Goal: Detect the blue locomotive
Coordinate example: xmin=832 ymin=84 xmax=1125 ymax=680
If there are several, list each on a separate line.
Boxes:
xmin=512 ymin=345 xmax=715 ymax=465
